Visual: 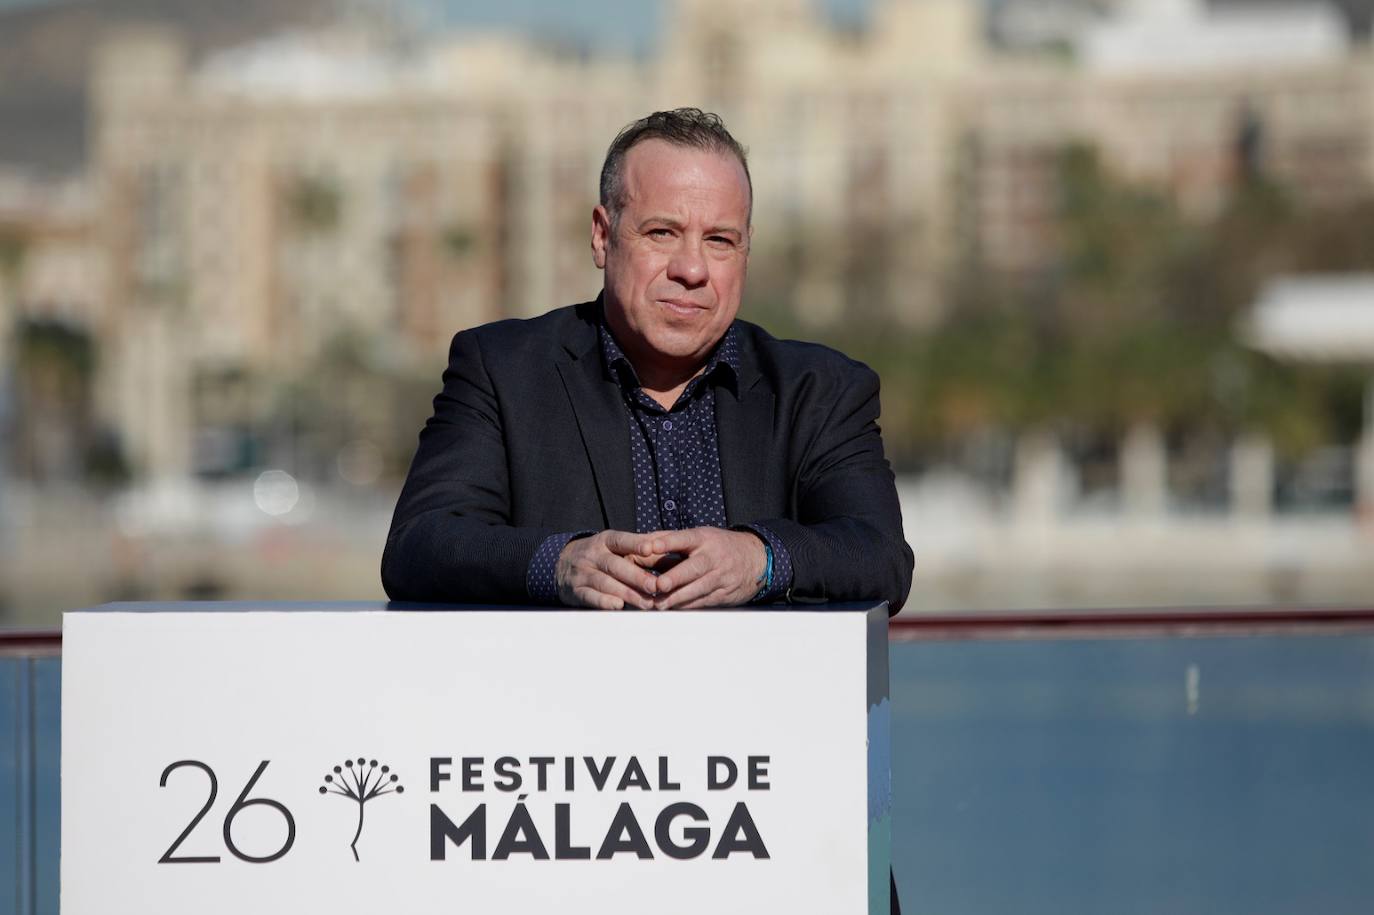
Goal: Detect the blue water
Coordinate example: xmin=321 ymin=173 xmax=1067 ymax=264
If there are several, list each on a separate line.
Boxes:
xmin=890 ymin=636 xmax=1374 ymax=915
xmin=1 ymin=658 xmax=59 ymax=915
xmin=6 ymin=635 xmax=1374 ymax=914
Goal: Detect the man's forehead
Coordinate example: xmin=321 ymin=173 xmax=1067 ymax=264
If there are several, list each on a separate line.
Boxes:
xmin=620 ymin=139 xmax=751 ymax=216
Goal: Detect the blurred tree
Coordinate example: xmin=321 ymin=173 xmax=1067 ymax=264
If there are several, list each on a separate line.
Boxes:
xmin=3 ymin=229 xmax=129 ymax=486
xmin=0 ymin=228 xmax=25 ymax=491
xmin=441 ymin=224 xmax=476 ymax=258
xmin=778 ymin=140 xmax=1372 ymax=477
xmin=10 ymin=318 xmax=128 ymax=483
xmin=0 ymin=227 xmax=25 ymax=281
xmin=262 ymin=326 xmax=440 ymax=483
xmin=285 ymin=174 xmax=343 ymax=234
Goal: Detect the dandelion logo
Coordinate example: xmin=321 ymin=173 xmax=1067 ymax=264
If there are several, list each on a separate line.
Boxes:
xmin=319 ymin=757 xmax=405 ymax=861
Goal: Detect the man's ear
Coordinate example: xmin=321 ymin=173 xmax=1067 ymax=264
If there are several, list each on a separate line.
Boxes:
xmin=591 ymin=204 xmax=611 ymax=269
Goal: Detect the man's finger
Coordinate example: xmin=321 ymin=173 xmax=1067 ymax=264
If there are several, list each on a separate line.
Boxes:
xmin=587 ymin=570 xmax=654 ymax=609
xmin=656 ymin=561 xmax=722 ymax=607
xmin=655 ymin=553 xmax=712 ymax=593
xmin=574 ymin=586 xmax=624 ymax=611
xmin=602 ymin=530 xmax=653 ymax=556
xmin=655 ymin=572 xmax=724 ymax=610
xmin=595 ymin=553 xmax=659 ymax=596
xmin=643 ymin=528 xmax=704 ymax=556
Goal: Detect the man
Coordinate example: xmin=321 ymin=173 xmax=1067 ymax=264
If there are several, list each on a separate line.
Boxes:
xmin=383 ymin=107 xmax=909 ymax=911
xmin=383 ymin=108 xmax=912 ymax=614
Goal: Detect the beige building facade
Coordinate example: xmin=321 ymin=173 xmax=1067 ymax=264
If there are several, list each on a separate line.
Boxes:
xmin=84 ymin=0 xmax=1374 ymax=479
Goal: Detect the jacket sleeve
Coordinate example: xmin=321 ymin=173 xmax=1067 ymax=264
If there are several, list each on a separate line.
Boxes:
xmin=755 ymin=363 xmax=914 ymax=615
xmin=380 ymin=329 xmax=561 ymax=603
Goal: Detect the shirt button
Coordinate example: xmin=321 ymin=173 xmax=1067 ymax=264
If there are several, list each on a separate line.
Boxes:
xmin=664 ymin=499 xmax=676 ymax=512
xmin=662 ymin=420 xmax=673 ymax=431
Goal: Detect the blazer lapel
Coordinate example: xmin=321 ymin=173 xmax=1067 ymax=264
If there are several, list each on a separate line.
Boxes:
xmin=556 ymin=345 xmax=635 ymax=532
xmin=716 ymin=362 xmax=776 ymax=526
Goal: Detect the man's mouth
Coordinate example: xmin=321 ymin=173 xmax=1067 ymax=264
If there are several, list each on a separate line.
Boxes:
xmin=659 ymin=299 xmax=707 ymax=317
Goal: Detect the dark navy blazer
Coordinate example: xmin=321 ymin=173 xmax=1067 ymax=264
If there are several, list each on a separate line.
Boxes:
xmin=382 ymin=299 xmax=914 ymax=613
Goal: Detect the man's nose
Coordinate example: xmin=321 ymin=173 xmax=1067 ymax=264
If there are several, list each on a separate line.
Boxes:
xmin=666 ymin=237 xmax=708 ymax=288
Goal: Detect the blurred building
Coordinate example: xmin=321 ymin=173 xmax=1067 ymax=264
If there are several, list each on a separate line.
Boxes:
xmin=668 ymin=0 xmax=982 ymax=324
xmin=92 ymin=25 xmax=514 ymax=477
xmin=87 ymin=0 xmax=984 ymax=477
xmin=962 ymin=0 xmax=1372 ymax=271
xmin=84 ymin=0 xmax=1374 ymax=479
xmin=0 ymin=170 xmax=102 ymax=328
xmin=991 ymin=0 xmax=1117 ymax=51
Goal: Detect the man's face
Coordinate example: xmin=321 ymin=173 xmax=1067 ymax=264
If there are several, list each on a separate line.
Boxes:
xmin=591 ymin=139 xmax=751 ymax=383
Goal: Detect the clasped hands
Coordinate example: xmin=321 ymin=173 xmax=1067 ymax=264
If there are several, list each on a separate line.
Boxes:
xmin=555 ymin=528 xmax=767 ymax=611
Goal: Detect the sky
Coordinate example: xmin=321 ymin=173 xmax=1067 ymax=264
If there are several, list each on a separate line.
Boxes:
xmin=426 ymin=0 xmax=873 ymax=51
xmin=0 ymin=0 xmax=878 ymax=52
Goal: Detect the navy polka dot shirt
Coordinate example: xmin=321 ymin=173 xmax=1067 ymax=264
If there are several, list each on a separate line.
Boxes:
xmin=526 ymin=322 xmax=793 ymax=604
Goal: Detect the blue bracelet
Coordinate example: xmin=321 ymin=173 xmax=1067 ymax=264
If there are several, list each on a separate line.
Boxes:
xmin=753 ymin=541 xmax=774 ymax=601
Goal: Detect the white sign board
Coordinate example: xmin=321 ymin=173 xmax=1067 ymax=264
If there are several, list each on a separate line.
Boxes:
xmin=62 ymin=603 xmax=890 ymax=914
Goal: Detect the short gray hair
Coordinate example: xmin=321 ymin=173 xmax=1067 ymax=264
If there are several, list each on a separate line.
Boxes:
xmin=599 ymin=108 xmax=752 ymax=227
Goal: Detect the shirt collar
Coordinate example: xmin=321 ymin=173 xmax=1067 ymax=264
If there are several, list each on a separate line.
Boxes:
xmin=598 ymin=321 xmax=740 ymax=396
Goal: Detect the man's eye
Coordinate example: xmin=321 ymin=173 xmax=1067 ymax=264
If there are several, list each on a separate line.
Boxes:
xmin=648 ymin=228 xmax=673 ymax=238
xmin=707 ymin=236 xmax=735 ymax=247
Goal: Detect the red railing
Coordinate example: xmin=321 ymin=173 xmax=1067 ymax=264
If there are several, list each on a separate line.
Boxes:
xmin=6 ymin=606 xmax=1374 ymax=654
xmin=0 ymin=630 xmax=62 ymax=656
xmin=887 ymin=606 xmax=1374 ymax=640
